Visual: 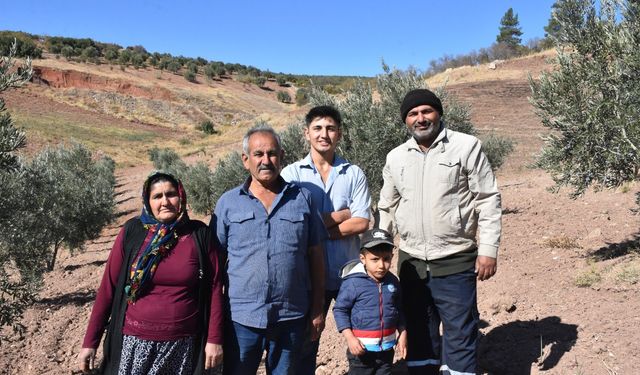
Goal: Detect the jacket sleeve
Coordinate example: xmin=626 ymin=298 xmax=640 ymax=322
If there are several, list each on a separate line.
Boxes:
xmin=81 ymin=227 xmax=127 ymax=349
xmin=377 ymin=156 xmax=400 ymax=234
xmin=395 ymin=280 xmax=406 ymax=330
xmin=207 ymin=237 xmax=224 ymax=345
xmin=333 ymin=279 xmax=356 ymax=332
xmin=465 ymin=138 xmax=502 ymax=258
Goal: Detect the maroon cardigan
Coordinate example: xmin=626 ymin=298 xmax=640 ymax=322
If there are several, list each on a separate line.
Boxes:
xmin=82 ymin=221 xmax=224 ymax=349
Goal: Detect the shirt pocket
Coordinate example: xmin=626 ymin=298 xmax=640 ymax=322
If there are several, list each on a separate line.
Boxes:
xmin=227 ymin=211 xmax=256 ymax=250
xmin=276 ymin=212 xmax=307 ymax=250
xmin=437 ymin=158 xmax=461 ymax=185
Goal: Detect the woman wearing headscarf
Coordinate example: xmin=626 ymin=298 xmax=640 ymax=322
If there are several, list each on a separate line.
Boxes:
xmin=78 ymin=171 xmax=223 ymax=374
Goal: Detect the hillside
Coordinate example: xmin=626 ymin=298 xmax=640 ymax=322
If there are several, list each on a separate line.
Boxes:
xmin=1 ymin=51 xmax=639 ymax=375
xmin=4 ymin=53 xmax=306 ymax=166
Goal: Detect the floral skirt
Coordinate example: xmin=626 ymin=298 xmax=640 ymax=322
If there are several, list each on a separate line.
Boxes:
xmin=118 ymin=335 xmax=194 ymax=375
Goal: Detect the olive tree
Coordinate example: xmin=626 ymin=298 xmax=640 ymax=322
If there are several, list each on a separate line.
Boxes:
xmin=284 ymin=64 xmax=514 ymax=205
xmin=1 ymin=41 xmax=116 ymax=336
xmin=0 ymin=39 xmax=34 ymax=336
xmin=529 ymin=0 xmax=640 ymax=197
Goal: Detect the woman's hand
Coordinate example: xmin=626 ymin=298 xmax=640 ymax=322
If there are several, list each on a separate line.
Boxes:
xmin=78 ymin=348 xmax=96 ymax=373
xmin=204 ymin=343 xmax=223 ymax=369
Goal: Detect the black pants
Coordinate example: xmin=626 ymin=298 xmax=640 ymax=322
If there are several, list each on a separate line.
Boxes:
xmin=346 ymin=349 xmax=394 ymax=375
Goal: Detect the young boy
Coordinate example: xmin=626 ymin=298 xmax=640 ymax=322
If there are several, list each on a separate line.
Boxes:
xmin=333 ymin=228 xmax=407 ymax=374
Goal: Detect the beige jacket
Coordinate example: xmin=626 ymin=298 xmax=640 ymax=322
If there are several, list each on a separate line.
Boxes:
xmin=378 ymin=126 xmax=501 ymax=260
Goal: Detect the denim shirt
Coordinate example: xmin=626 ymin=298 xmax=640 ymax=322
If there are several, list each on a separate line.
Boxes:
xmin=211 ymin=177 xmax=325 ymax=329
xmin=281 ymin=154 xmax=371 ymax=291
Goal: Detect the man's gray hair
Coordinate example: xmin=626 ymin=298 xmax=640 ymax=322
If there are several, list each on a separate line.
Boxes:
xmin=242 ymin=124 xmax=282 ymax=154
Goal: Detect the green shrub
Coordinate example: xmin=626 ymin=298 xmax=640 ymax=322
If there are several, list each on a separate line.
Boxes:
xmin=280 ymin=123 xmax=308 ymax=165
xmin=181 ymin=161 xmax=216 ymax=215
xmin=184 ymin=70 xmax=197 ymax=83
xmin=277 ymin=90 xmax=291 ymax=103
xmin=481 ymin=132 xmax=515 ymax=171
xmin=254 ymin=76 xmax=267 ymax=87
xmin=210 ymin=151 xmax=247 ymax=206
xmin=197 ymin=120 xmax=217 ymax=134
xmin=295 ymin=88 xmax=309 ymax=106
xmin=148 ymin=146 xmax=187 ymax=176
xmin=167 ymin=59 xmax=182 ymax=74
xmin=0 ymin=33 xmax=42 ymax=58
xmin=276 ymin=75 xmax=287 ymax=86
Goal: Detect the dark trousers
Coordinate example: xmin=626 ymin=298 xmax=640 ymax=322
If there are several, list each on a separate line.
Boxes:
xmin=346 ymin=349 xmax=394 ymax=375
xmin=296 ymin=290 xmax=338 ymax=374
xmin=400 ymin=265 xmax=479 ymax=375
xmin=223 ymin=318 xmax=306 ymax=375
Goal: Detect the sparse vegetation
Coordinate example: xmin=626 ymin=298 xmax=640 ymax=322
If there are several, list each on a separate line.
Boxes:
xmin=295 ymin=88 xmax=310 ymax=106
xmin=197 ymin=119 xmax=217 ymax=135
xmin=184 ymin=69 xmax=196 ymax=83
xmin=616 ymin=263 xmax=640 ymax=284
xmin=277 ymin=90 xmax=291 ymax=103
xmin=254 ymin=76 xmax=267 ymax=88
xmin=575 ymin=264 xmax=602 ymax=287
xmin=543 ymin=235 xmax=582 ymax=249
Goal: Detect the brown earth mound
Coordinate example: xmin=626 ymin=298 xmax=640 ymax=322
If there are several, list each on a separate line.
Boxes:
xmin=32 ymin=67 xmax=175 ymax=101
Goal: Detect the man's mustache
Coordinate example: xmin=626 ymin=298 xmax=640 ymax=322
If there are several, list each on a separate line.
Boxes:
xmin=258 ymin=164 xmax=275 ymax=171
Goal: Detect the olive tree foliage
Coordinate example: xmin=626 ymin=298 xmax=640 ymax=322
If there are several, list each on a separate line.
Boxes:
xmin=148 ymin=147 xmax=225 ymax=215
xmin=1 ymin=40 xmax=32 ymax=171
xmin=0 ymin=40 xmax=34 ymax=337
xmin=1 ymin=41 xmax=116 ymax=336
xmin=15 ymin=144 xmax=116 ymax=272
xmin=529 ymin=0 xmax=640 ymax=197
xmin=280 ymin=63 xmax=513 ymax=205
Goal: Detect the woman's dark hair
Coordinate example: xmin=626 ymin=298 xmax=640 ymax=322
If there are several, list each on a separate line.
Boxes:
xmin=145 ymin=173 xmax=179 ymax=196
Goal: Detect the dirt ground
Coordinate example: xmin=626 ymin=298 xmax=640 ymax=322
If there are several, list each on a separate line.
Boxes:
xmin=2 ymin=54 xmax=639 ymax=374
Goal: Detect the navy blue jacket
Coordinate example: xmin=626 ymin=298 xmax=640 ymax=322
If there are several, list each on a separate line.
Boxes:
xmin=333 ymin=260 xmax=405 ymax=352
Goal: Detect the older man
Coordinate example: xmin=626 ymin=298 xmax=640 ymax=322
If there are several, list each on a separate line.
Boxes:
xmin=378 ymin=89 xmax=502 ymax=375
xmin=211 ymin=125 xmax=325 ymax=375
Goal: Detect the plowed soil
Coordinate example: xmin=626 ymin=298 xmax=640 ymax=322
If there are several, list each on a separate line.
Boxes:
xmin=2 ymin=53 xmax=639 ymax=375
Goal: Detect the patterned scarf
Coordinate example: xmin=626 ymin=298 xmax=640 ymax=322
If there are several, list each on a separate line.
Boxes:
xmin=125 ymin=171 xmax=189 ymax=304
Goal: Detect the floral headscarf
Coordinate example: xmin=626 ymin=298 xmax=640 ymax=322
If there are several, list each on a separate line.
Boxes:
xmin=125 ymin=171 xmax=189 ymax=303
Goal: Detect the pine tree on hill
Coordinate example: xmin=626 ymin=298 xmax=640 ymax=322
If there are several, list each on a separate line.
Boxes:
xmin=496 ymin=7 xmax=523 ymax=49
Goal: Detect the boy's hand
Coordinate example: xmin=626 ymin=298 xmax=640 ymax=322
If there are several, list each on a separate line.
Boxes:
xmin=342 ymin=328 xmax=365 ymax=356
xmin=396 ymin=330 xmax=407 ymax=359
xmin=347 ymin=336 xmax=366 ymax=356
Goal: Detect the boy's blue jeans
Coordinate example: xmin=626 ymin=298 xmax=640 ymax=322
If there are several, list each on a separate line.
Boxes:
xmin=223 ymin=317 xmax=306 ymax=375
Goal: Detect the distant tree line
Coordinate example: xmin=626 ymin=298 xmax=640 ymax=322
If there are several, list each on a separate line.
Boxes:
xmin=0 ymin=30 xmax=371 ymax=94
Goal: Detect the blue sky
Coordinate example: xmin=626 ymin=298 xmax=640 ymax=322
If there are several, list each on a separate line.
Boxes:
xmin=2 ymin=0 xmax=557 ymax=76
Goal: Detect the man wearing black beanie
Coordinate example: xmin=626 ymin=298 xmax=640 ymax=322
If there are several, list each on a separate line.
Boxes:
xmin=377 ymin=89 xmax=502 ymax=375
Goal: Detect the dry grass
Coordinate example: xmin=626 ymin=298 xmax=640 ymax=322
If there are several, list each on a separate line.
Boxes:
xmin=542 ymin=236 xmax=582 ymax=249
xmin=13 ymin=110 xmax=219 ymax=167
xmin=426 ymin=49 xmax=555 ymax=87
xmin=575 ymin=264 xmax=602 ymax=287
xmin=616 ymin=263 xmax=640 ymax=284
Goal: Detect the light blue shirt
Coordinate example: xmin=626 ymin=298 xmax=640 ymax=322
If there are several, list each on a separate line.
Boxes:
xmin=211 ymin=177 xmax=325 ymax=329
xmin=281 ymin=154 xmax=371 ymax=291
